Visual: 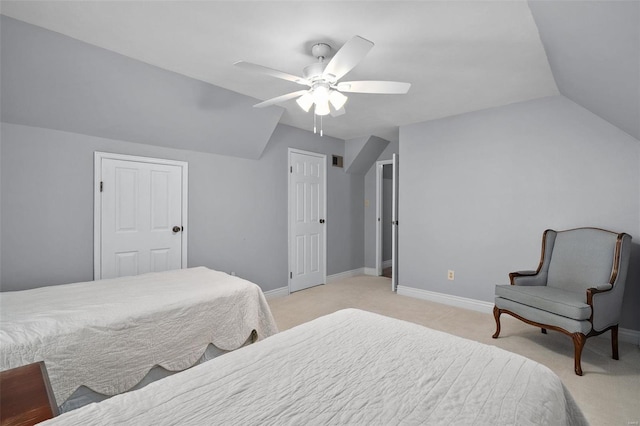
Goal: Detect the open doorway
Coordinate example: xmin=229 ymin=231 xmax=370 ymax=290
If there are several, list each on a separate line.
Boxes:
xmin=380 ymin=164 xmax=393 ymax=278
xmin=375 ymin=154 xmax=398 ymax=291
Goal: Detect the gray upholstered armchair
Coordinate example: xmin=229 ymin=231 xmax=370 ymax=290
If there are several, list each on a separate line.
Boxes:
xmin=492 ymin=227 xmax=632 ymax=375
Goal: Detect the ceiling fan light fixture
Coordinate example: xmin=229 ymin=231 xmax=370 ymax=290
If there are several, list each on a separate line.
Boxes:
xmin=296 ymin=92 xmax=314 ymax=112
xmin=328 ymin=90 xmax=348 ymax=110
xmin=312 ymin=85 xmax=330 ymax=105
xmin=237 ymin=35 xmax=411 ymax=135
xmin=314 ymin=100 xmax=330 ymax=116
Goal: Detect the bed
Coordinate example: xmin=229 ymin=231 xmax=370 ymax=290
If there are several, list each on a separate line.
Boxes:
xmin=0 ymin=267 xmax=278 ymax=413
xmin=41 ymin=309 xmax=587 ymax=425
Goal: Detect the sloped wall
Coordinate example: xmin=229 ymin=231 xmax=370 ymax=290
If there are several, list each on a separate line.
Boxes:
xmin=529 ymin=0 xmax=640 ymax=140
xmin=0 ymin=15 xmax=365 ymax=292
xmin=344 ymin=136 xmax=389 ymax=175
xmin=0 ymin=15 xmax=282 ymax=160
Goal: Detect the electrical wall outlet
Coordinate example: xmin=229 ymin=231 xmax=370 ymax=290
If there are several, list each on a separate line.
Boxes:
xmin=448 ymin=270 xmax=455 ymax=281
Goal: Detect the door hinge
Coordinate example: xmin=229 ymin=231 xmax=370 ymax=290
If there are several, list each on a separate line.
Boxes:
xmin=100 ymin=181 xmax=103 ymax=192
xmin=290 ymin=272 xmax=293 ymax=279
xmin=290 ymin=166 xmax=293 ymax=173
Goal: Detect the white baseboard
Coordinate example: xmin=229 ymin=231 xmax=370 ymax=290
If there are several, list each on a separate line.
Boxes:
xmin=326 ymin=268 xmax=365 ymax=283
xmin=364 ymin=261 xmax=391 ymax=277
xmin=263 ymin=286 xmax=289 ymax=299
xmin=397 ymin=285 xmax=494 ymax=314
xmin=364 ymin=267 xmax=378 ymax=276
xmin=601 ymin=328 xmax=640 ymax=347
xmin=397 ymin=285 xmax=640 ymax=346
xmin=618 ymin=328 xmax=640 ymax=347
xmin=267 ymin=268 xmax=366 ymax=297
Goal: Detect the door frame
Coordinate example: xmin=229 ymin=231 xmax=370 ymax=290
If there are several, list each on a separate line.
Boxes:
xmin=376 ymin=155 xmax=398 ymax=291
xmin=93 ymin=152 xmax=189 ymax=280
xmin=375 ymin=159 xmax=393 ymax=277
xmin=287 ymin=148 xmax=327 ymax=293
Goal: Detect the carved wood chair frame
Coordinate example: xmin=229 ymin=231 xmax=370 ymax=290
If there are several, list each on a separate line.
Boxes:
xmin=492 ymin=228 xmax=628 ymax=376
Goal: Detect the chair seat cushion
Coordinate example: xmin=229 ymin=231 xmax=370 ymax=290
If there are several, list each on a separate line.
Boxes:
xmin=495 ymin=285 xmax=591 ymax=320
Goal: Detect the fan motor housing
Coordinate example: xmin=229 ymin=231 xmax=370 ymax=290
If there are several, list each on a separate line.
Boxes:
xmin=303 ymin=62 xmax=325 ymax=81
xmin=311 ymin=43 xmax=331 ymax=60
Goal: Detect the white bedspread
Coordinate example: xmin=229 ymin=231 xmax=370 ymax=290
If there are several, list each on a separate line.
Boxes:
xmin=0 ymin=267 xmax=278 ymax=404
xmin=42 ymin=309 xmax=587 ymax=426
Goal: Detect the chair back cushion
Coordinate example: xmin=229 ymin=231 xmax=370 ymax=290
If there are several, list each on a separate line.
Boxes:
xmin=547 ymin=228 xmax=617 ymax=293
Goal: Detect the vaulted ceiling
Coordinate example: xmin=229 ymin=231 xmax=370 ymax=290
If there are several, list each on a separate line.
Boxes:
xmin=1 ymin=1 xmax=637 ymax=142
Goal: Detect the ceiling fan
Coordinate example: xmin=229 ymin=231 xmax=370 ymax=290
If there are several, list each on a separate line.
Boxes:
xmin=234 ymin=36 xmax=411 ymax=120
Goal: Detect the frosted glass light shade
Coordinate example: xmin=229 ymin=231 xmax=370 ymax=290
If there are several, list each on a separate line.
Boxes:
xmin=296 ymin=92 xmax=314 ymax=112
xmin=312 ymin=85 xmax=330 ymax=104
xmin=314 ymin=100 xmax=330 ymax=116
xmin=328 ymin=90 xmax=348 ymax=110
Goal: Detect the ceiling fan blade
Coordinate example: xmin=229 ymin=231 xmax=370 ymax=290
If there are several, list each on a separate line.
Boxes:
xmin=336 ymin=81 xmax=411 ymax=94
xmin=234 ymin=61 xmax=309 ymax=86
xmin=322 ymin=36 xmax=374 ymax=82
xmin=330 ymin=106 xmax=346 ymax=117
xmin=253 ymin=90 xmax=309 ymax=108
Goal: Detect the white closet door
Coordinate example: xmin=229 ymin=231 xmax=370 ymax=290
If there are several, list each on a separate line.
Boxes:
xmin=289 ymin=150 xmax=326 ymax=292
xmin=98 ymin=156 xmax=185 ymax=279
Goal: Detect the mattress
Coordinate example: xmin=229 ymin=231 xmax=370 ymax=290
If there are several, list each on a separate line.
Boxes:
xmin=0 ymin=267 xmax=278 ymax=408
xmin=42 ymin=309 xmax=588 ymax=425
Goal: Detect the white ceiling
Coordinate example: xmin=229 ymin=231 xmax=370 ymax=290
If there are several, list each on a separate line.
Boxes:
xmin=0 ymin=1 xmax=559 ymax=142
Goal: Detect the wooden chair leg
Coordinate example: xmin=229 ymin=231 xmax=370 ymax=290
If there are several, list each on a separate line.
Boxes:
xmin=611 ymin=325 xmax=619 ymax=360
xmin=541 ymin=328 xmax=547 ymax=334
xmin=492 ymin=306 xmax=501 ymax=339
xmin=571 ymin=333 xmax=587 ymax=376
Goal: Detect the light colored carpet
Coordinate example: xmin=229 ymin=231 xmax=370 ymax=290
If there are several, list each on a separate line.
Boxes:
xmin=268 ymin=275 xmax=640 ymax=426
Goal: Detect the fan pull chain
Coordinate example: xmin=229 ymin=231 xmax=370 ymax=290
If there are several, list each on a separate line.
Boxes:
xmin=312 ymin=112 xmax=324 ymax=137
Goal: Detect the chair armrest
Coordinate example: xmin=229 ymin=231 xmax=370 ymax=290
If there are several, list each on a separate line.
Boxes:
xmin=595 ymin=283 xmax=613 ymax=291
xmin=586 ymin=284 xmax=613 ymax=304
xmin=587 ymin=284 xmax=620 ymax=331
xmin=509 ymin=270 xmax=544 ymax=286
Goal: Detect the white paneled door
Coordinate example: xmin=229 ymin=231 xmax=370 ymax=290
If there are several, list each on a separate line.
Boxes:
xmin=289 ymin=149 xmax=326 ymax=292
xmin=95 ymin=153 xmax=188 ymax=280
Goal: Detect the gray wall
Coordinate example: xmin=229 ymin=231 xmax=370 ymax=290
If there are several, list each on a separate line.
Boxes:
xmin=0 ymin=122 xmax=363 ymax=292
xmin=363 ymin=141 xmax=399 ymax=269
xmin=399 ymin=95 xmax=640 ymax=330
xmin=0 ymin=15 xmax=364 ymax=292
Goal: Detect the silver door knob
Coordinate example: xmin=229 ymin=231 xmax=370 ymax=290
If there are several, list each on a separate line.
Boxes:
xmin=172 ymin=226 xmax=182 ymax=233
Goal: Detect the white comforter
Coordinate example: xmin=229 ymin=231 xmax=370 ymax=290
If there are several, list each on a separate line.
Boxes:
xmin=0 ymin=267 xmax=278 ymax=404
xmin=42 ymin=309 xmax=587 ymax=426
